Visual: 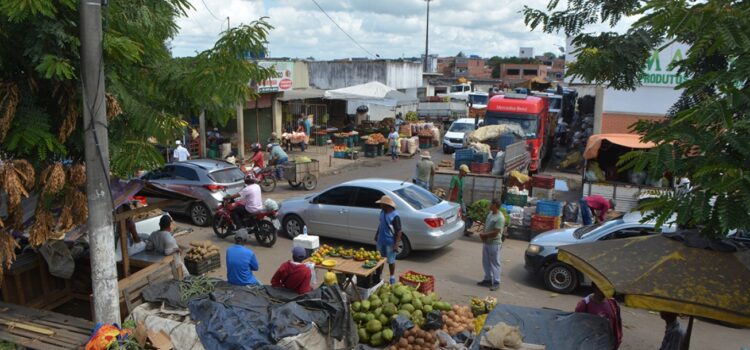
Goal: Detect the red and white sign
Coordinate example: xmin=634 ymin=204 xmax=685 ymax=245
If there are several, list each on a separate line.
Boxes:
xmin=279 ymin=78 xmax=293 ymax=90
xmin=255 ymin=61 xmax=295 ymax=93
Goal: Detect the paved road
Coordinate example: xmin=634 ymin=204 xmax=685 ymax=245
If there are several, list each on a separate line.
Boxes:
xmin=173 ymin=149 xmax=749 ymax=350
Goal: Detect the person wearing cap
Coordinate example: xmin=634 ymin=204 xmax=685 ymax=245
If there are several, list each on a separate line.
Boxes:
xmin=226 ymin=175 xmax=264 ymax=230
xmin=267 ymin=143 xmax=289 ymax=179
xmin=173 ymin=140 xmax=190 ymax=162
xmin=226 ymin=243 xmax=260 ymax=286
xmin=449 ymin=164 xmax=471 ymax=235
xmin=271 ymin=246 xmax=313 ymax=294
xmin=147 ymin=215 xmax=189 ymax=276
xmin=373 ymin=195 xmax=402 ymax=284
xmin=414 ymin=151 xmax=435 ymax=190
xmin=267 ymin=132 xmax=280 ymax=145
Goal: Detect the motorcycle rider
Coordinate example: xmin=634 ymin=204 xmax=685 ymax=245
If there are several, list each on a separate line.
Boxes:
xmin=249 ymin=143 xmax=265 ymax=175
xmin=226 ymin=175 xmax=264 ymax=231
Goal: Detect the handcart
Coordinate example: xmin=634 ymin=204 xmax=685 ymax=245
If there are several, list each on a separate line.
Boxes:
xmin=283 ymin=159 xmax=319 ymax=190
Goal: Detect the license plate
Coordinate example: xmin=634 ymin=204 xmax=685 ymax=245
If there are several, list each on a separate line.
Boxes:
xmin=446 ymin=215 xmax=456 ymax=224
xmin=272 ymin=219 xmax=281 ymax=230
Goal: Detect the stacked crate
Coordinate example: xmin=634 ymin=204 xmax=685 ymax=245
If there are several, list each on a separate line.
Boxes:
xmin=454 ymin=149 xmax=474 ymax=171
xmin=531 ymin=200 xmax=563 ymax=234
xmin=531 ymin=175 xmax=555 ymax=200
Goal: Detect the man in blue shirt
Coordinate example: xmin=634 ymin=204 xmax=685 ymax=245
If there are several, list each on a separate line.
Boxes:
xmin=373 ymin=195 xmax=402 ymax=285
xmin=226 ymin=244 xmax=260 ymax=286
xmin=267 ymin=143 xmax=289 ymax=179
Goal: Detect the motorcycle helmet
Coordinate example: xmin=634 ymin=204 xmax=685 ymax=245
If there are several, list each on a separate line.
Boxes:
xmin=252 ymin=143 xmax=261 ymax=152
xmin=244 ymin=174 xmax=259 ymax=184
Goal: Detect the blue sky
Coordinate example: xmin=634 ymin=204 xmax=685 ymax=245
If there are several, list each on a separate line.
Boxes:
xmin=170 ymin=0 xmax=603 ymax=60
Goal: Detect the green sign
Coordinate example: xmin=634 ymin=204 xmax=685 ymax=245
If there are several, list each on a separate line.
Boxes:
xmin=641 ymin=43 xmax=690 ymax=87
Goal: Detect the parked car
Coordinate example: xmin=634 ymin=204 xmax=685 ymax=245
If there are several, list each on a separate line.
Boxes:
xmin=277 ymin=179 xmax=464 ymax=259
xmin=443 ymin=118 xmax=478 ymax=154
xmin=524 ymin=211 xmax=676 ymax=293
xmin=140 ymin=159 xmax=246 ymax=226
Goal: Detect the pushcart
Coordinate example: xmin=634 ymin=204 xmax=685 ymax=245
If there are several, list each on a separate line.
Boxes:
xmin=282 ymin=159 xmax=319 ymax=190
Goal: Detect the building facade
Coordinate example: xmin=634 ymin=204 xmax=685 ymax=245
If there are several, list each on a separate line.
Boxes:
xmin=500 ymin=63 xmax=548 ymax=83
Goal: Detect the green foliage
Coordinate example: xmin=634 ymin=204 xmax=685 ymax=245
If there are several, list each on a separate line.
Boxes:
xmin=525 ymin=0 xmax=750 ymax=237
xmin=35 ymin=55 xmax=76 ymax=80
xmin=4 ymin=105 xmax=66 ymax=161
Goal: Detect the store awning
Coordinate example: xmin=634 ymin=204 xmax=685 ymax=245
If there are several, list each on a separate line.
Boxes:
xmin=324 ymin=81 xmax=418 ymax=106
xmin=584 ymin=133 xmax=657 ymax=160
xmin=278 ymin=88 xmax=326 ymax=101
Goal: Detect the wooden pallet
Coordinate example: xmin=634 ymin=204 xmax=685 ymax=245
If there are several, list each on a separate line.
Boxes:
xmin=0 ymin=301 xmax=93 ymax=350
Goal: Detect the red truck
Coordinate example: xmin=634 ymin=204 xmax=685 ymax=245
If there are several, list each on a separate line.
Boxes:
xmin=484 ymin=93 xmax=553 ymax=173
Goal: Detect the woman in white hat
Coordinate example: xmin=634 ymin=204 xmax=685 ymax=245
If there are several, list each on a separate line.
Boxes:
xmin=373 ymin=195 xmax=402 ymax=284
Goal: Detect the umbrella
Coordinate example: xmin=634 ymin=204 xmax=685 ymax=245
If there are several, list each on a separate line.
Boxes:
xmin=558 ymin=231 xmax=750 ymax=348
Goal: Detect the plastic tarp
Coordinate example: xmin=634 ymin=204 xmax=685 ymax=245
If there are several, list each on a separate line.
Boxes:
xmin=324 ymin=81 xmax=418 ymax=107
xmin=468 ymin=125 xmax=525 ymax=143
xmin=182 ymin=284 xmax=357 ymax=349
xmin=583 ymin=133 xmax=656 ymax=160
xmin=469 ymin=304 xmax=614 ymax=350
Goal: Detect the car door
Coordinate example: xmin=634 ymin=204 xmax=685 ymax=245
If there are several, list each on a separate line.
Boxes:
xmin=306 ymin=186 xmax=356 ymax=239
xmin=347 ymin=187 xmax=386 ymax=243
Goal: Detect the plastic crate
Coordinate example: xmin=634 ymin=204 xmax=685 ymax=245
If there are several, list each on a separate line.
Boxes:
xmin=454 ymin=159 xmax=472 ymax=171
xmin=536 ymin=200 xmax=563 ymax=217
xmin=184 ymin=253 xmax=221 ymax=275
xmin=356 ymin=265 xmax=384 ymax=288
xmin=531 ymin=214 xmax=561 ymax=233
xmin=376 ymin=144 xmax=384 ymax=156
xmin=472 ymin=152 xmax=489 ymax=163
xmin=532 ymin=187 xmax=555 ymax=200
xmin=455 ymin=149 xmax=474 ymax=160
xmin=470 ymin=161 xmax=492 ymax=174
xmin=364 ymin=144 xmax=377 ymax=158
xmin=532 ymin=175 xmax=555 ymax=189
xmin=399 ymin=270 xmax=435 ymax=294
xmin=505 ymin=192 xmax=528 ymax=207
xmin=497 ymin=134 xmax=518 ymax=150
xmin=333 ymin=151 xmax=348 ymax=159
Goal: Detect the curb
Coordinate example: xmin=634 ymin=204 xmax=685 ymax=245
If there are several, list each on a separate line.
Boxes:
xmin=319 ymin=157 xmax=384 ymax=177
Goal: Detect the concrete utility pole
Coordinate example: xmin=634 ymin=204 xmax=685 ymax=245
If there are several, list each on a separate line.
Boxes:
xmin=423 ymin=0 xmax=433 ymax=73
xmin=80 ymin=0 xmax=120 ymax=323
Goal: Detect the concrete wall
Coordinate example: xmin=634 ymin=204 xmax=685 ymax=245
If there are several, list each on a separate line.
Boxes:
xmin=308 ymin=60 xmax=422 ymax=90
xmin=292 ymin=61 xmax=309 ymax=89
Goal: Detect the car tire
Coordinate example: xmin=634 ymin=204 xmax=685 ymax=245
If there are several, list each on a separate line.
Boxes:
xmin=190 ymin=202 xmax=211 ymax=227
xmin=442 ymin=145 xmax=451 ymax=154
xmin=283 ymin=214 xmax=305 ymax=238
xmin=395 ymin=235 xmax=412 ymax=260
xmin=543 ymin=261 xmax=579 ymax=294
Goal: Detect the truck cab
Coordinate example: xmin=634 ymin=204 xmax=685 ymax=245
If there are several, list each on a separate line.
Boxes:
xmin=484 ymin=94 xmax=552 ymax=172
xmin=438 ymin=83 xmax=473 ymax=101
xmin=468 ymin=92 xmax=489 ymax=119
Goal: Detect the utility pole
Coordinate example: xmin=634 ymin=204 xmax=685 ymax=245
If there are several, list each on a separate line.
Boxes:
xmin=80 ymin=0 xmax=120 ymax=324
xmin=423 ymin=0 xmax=433 ymax=73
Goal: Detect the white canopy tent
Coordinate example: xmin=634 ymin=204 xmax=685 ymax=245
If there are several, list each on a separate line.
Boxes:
xmin=324 ymin=81 xmax=418 ymax=121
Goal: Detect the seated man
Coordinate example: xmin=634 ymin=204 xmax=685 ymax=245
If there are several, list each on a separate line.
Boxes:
xmin=226 ymin=243 xmax=260 ymax=286
xmin=147 ymin=215 xmax=189 ymax=276
xmin=226 ymin=175 xmax=263 ymax=230
xmin=271 ymin=247 xmax=312 ymax=294
xmin=267 ymin=143 xmax=289 ymax=179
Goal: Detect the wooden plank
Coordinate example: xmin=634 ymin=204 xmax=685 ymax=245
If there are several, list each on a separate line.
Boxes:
xmin=118 ymin=255 xmax=174 ymax=292
xmin=113 ymin=199 xmax=180 ymax=221
xmin=305 ymin=257 xmax=386 ymax=277
xmin=0 ymin=302 xmax=93 ymax=329
xmin=0 ymin=326 xmax=80 ymax=349
xmin=119 ymin=220 xmax=131 ymax=277
xmin=0 ymin=330 xmax=73 ymax=350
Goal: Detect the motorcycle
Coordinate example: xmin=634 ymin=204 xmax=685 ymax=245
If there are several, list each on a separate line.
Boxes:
xmin=238 ymin=162 xmax=277 ymax=193
xmin=212 ymin=197 xmax=278 ymax=247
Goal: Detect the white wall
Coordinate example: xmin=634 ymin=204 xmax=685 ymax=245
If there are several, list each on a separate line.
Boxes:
xmin=385 ymin=62 xmax=424 ymax=89
xmin=603 ymin=86 xmax=682 ymax=115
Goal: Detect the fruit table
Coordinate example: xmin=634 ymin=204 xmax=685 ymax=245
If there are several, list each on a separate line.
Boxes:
xmin=305 ymin=256 xmax=387 ymax=299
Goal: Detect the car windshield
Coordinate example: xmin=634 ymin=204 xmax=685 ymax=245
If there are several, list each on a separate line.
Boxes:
xmin=484 ymin=111 xmax=539 ymax=139
xmin=449 ymin=85 xmax=466 ymax=93
xmin=393 ymin=185 xmax=441 ymax=210
xmin=208 ymin=167 xmax=245 ymax=183
xmin=469 ymin=94 xmax=488 ymax=105
xmin=573 ymin=213 xmax=626 ymax=239
xmin=449 ymin=122 xmax=475 ymax=133
xmin=549 ymin=98 xmax=562 ymax=110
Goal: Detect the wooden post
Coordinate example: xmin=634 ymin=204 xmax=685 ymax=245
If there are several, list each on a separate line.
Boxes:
xmin=119 ymin=220 xmax=130 ymax=277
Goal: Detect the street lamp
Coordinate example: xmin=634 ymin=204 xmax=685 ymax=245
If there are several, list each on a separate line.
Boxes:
xmin=423 ymin=0 xmax=433 ymax=73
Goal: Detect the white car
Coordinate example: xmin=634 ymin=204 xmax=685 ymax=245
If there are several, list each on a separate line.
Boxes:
xmin=443 ymin=118 xmax=478 ymax=154
xmin=277 ymin=179 xmax=464 ymax=259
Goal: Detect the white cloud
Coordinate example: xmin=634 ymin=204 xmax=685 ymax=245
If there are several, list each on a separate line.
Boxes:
xmin=171 ymin=0 xmax=631 ymax=59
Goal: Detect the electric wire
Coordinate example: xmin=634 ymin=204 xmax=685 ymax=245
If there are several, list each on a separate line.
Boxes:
xmin=310 ymin=0 xmax=378 ymax=58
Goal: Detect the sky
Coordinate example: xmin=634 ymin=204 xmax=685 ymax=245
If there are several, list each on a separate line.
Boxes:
xmin=170 ymin=0 xmax=574 ymax=59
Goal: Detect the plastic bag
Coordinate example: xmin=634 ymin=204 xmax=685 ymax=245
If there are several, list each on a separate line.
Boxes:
xmin=491 ymin=151 xmax=505 ymax=175
xmin=38 ymin=240 xmax=74 ymax=279
xmin=422 ymin=311 xmax=444 ymax=331
xmin=563 ymin=202 xmax=579 ymax=223
xmin=264 ymin=199 xmax=279 ymax=211
xmin=390 ymin=315 xmax=414 ymax=341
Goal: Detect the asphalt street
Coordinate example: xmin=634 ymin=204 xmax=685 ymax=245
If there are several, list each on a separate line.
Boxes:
xmin=173 ymin=149 xmax=749 ymax=350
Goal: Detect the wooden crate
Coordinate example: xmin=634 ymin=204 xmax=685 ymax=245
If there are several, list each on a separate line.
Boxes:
xmin=185 ymin=254 xmax=221 ymax=276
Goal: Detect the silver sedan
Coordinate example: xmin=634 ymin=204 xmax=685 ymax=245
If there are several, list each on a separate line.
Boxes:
xmin=277 ymin=179 xmax=465 ymax=259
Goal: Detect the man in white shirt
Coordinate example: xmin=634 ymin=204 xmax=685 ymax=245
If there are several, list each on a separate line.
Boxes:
xmin=173 ymin=140 xmax=190 ymax=162
xmin=227 ymin=175 xmax=264 ymax=230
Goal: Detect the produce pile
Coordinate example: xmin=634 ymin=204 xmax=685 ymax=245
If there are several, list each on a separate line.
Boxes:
xmin=185 ymin=241 xmax=219 ymax=261
xmin=466 ymin=200 xmax=511 ymax=227
xmin=352 ymin=283 xmax=453 ymax=347
xmin=441 ymin=305 xmax=475 ymax=335
xmin=418 ymin=129 xmax=434 ymax=137
xmin=366 ymin=133 xmax=387 ymax=145
xmin=333 ymin=145 xmax=351 ymax=152
xmin=432 ymin=188 xmax=446 ymax=199
xmin=179 ymin=275 xmax=216 ymax=301
xmin=401 ymin=271 xmax=430 ymax=283
xmin=389 ymin=325 xmax=438 ymax=350
xmin=470 ymin=296 xmax=497 ymax=316
xmin=308 ymin=245 xmax=381 ymax=264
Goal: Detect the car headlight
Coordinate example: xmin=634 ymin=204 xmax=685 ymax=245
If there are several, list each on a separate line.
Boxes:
xmin=526 ymin=244 xmax=543 ymax=255
xmin=443 ymin=137 xmax=450 ymax=143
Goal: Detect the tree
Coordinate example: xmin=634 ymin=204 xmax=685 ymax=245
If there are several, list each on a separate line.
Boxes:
xmin=524 ymin=1 xmax=750 ymax=237
xmin=0 ymin=1 xmax=274 ymax=281
xmin=456 ymin=51 xmax=466 ymax=58
xmin=542 ymin=51 xmax=557 ymax=59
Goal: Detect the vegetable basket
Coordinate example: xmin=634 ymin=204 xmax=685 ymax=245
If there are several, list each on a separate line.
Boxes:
xmin=399 ymin=270 xmax=435 ymax=293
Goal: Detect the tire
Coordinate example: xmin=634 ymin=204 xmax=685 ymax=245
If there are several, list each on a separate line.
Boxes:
xmin=288 ymin=180 xmax=302 ymax=188
xmin=212 ymin=213 xmax=232 ymax=238
xmin=302 ymin=174 xmax=317 ymax=191
xmin=255 ymin=221 xmax=277 ymax=247
xmin=395 ymin=235 xmax=412 ymax=260
xmin=442 ymin=145 xmax=451 ymax=154
xmin=283 ymin=214 xmax=305 ymax=238
xmin=260 ymin=177 xmax=276 ymax=192
xmin=190 ymin=202 xmax=211 ymax=226
xmin=543 ymin=261 xmax=579 ymax=294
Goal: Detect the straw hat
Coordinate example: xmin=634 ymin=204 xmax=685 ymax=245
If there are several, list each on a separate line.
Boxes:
xmin=459 ymin=164 xmax=471 ymax=174
xmin=420 ymin=151 xmax=431 ymax=159
xmin=375 ymin=195 xmax=397 ymax=209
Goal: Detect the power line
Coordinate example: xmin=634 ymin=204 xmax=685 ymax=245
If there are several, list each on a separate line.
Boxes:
xmin=200 ymin=0 xmax=222 ymax=22
xmin=310 ymin=0 xmax=379 ymax=58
